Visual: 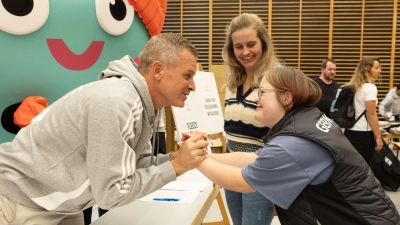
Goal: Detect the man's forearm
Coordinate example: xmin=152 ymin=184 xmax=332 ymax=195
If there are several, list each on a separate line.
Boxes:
xmin=169 ymin=151 xmax=185 ymax=176
xmin=379 ymin=97 xmax=392 ymax=115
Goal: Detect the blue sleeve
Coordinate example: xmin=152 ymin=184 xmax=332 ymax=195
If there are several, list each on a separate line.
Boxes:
xmin=242 ymin=136 xmax=335 ymax=209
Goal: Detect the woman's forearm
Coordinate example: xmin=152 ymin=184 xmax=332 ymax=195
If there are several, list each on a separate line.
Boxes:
xmin=366 ymin=104 xmax=381 ymax=138
xmin=366 ymin=100 xmax=384 ymax=150
xmin=368 ymin=113 xmax=381 ymax=137
xmin=207 ymin=152 xmax=258 ymax=168
xmin=198 ymin=158 xmax=255 ymax=192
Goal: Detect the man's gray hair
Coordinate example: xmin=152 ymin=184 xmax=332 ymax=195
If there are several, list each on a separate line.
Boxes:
xmin=138 ymin=33 xmax=198 ymax=74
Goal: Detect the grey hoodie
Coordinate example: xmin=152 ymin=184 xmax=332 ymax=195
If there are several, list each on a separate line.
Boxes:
xmin=0 ymin=55 xmax=176 ymax=213
xmin=379 ymin=87 xmax=400 ymax=116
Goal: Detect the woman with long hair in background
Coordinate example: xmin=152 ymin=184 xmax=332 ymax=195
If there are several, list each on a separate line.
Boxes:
xmin=343 ymin=57 xmax=383 ymax=164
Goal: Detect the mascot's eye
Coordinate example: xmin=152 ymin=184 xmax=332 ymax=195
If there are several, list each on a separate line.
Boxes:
xmin=96 ymin=0 xmax=134 ymax=36
xmin=0 ymin=0 xmax=49 ymax=35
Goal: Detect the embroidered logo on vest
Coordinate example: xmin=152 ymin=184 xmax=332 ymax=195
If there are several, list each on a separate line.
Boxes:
xmin=316 ymin=114 xmax=333 ymax=133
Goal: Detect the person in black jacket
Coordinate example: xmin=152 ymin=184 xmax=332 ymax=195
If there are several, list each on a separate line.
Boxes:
xmin=312 ymin=58 xmax=339 ymax=118
xmin=197 ymin=68 xmax=400 ymax=225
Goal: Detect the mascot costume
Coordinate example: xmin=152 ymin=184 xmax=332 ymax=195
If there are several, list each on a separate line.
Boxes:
xmin=0 ymin=0 xmax=167 ymax=223
xmin=0 ymin=0 xmax=167 ymax=143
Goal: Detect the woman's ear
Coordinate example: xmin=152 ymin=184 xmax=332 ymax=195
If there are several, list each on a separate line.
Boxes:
xmin=284 ymin=91 xmax=293 ymax=106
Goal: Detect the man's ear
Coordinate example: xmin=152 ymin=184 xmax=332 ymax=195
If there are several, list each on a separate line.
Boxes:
xmin=151 ymin=61 xmax=164 ymax=80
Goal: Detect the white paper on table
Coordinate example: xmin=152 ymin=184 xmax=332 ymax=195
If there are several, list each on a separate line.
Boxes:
xmin=161 ymin=181 xmax=209 ymax=192
xmin=139 ymin=190 xmax=199 ymax=204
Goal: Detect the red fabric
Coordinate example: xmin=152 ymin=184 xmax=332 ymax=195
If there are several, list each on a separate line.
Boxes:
xmin=14 ymin=96 xmax=48 ymax=128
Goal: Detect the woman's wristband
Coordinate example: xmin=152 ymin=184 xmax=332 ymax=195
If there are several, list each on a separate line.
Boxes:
xmin=375 ymin=136 xmax=382 ymax=140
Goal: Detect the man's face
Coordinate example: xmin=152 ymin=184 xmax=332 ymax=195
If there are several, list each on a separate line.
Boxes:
xmin=161 ymin=49 xmax=197 ymax=108
xmin=321 ymin=61 xmax=336 ymax=81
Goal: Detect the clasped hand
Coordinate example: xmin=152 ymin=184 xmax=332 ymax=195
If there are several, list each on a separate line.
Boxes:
xmin=170 ymin=131 xmax=209 ymax=176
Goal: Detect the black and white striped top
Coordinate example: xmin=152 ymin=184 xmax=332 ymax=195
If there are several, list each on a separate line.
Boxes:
xmin=224 ymin=84 xmax=269 ymax=153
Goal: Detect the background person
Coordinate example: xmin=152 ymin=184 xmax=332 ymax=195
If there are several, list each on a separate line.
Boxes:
xmin=312 ymin=58 xmax=340 ymax=118
xmin=0 ymin=33 xmax=208 ymax=225
xmin=343 ymin=57 xmax=383 ymax=165
xmin=198 ymin=68 xmax=400 ymax=225
xmin=221 ymin=13 xmax=279 ymax=225
xmin=379 ymin=83 xmax=400 ymax=121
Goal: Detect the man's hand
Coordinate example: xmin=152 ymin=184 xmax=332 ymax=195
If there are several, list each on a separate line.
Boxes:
xmin=384 ymin=114 xmax=389 ymax=121
xmin=170 ymin=133 xmax=209 ymax=176
xmin=181 ymin=131 xmax=208 ymax=142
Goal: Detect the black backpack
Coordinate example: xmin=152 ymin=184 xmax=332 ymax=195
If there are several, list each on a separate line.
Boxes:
xmin=370 ymin=140 xmax=400 ymax=191
xmin=330 ymin=85 xmax=366 ymax=128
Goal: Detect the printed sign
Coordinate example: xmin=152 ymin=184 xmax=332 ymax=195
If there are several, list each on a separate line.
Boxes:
xmin=172 ymin=71 xmax=224 ymax=138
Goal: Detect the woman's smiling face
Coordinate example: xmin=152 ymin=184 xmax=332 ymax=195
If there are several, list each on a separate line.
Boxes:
xmin=254 ymin=78 xmax=287 ymax=128
xmin=232 ymin=27 xmax=262 ymax=71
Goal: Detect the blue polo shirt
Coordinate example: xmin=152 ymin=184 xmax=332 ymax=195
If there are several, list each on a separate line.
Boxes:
xmin=242 ymin=135 xmax=335 ymax=210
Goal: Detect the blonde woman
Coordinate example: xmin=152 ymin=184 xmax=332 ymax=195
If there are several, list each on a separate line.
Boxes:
xmin=222 ymin=13 xmax=279 ymax=225
xmin=343 ymin=57 xmax=383 ymax=165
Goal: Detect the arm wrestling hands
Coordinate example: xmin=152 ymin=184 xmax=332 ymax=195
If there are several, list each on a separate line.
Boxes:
xmin=169 ymin=131 xmax=209 ymax=176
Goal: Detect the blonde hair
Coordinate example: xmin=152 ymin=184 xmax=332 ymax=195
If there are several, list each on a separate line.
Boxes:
xmin=222 ymin=13 xmax=278 ymax=91
xmin=264 ymin=68 xmax=321 ymax=112
xmin=345 ymin=57 xmax=381 ymax=92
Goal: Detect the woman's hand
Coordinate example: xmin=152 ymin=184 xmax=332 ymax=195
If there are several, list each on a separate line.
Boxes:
xmin=375 ymin=138 xmax=383 ymax=151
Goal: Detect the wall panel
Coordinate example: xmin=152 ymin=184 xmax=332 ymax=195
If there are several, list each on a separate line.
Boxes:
xmin=299 ymin=1 xmax=330 ymax=76
xmin=331 ymin=1 xmax=363 ymax=83
xmin=162 ymin=0 xmax=399 ymax=99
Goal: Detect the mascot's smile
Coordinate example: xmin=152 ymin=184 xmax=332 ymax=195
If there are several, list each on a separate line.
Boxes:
xmin=47 ymin=38 xmax=104 ymax=71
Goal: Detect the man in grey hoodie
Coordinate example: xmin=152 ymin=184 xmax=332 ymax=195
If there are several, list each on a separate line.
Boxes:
xmin=379 ymin=83 xmax=400 ymax=121
xmin=0 ymin=33 xmax=209 ymax=224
